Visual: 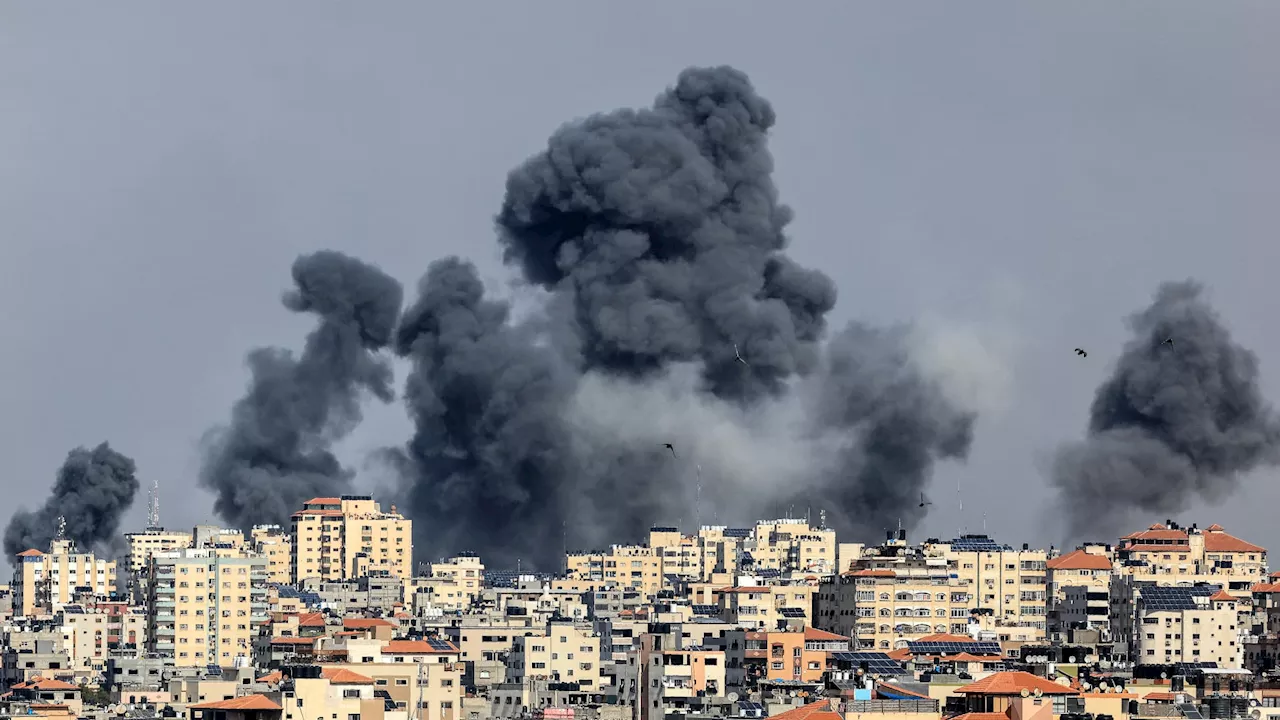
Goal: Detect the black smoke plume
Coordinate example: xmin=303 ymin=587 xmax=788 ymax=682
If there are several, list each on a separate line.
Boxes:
xmin=200 ymin=251 xmax=403 ymax=529
xmin=393 ymin=66 xmax=980 ymax=569
xmin=4 ymin=443 xmax=139 ymax=557
xmin=1051 ymin=280 xmax=1280 ymax=541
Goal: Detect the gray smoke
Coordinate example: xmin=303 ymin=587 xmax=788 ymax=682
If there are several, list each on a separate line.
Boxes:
xmin=200 ymin=250 xmax=403 ymax=529
xmin=1051 ymin=280 xmax=1280 ymax=541
xmin=4 ymin=442 xmax=139 ymax=557
xmin=393 ymin=66 xmax=979 ymax=569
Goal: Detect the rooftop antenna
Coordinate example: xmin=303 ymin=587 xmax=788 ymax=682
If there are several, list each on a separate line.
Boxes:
xmin=695 ymin=464 xmax=703 ymax=531
xmin=819 ymin=509 xmax=827 ymax=530
xmin=146 ymin=478 xmax=160 ymax=529
xmin=983 ymin=512 xmax=988 ymax=535
xmin=562 ymin=521 xmax=567 ymax=574
xmin=957 ymin=473 xmax=964 ymax=539
xmin=55 ymin=516 xmax=66 ymax=541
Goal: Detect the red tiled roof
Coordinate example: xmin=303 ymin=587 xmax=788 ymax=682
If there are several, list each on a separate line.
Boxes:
xmin=344 ymin=618 xmax=396 ymax=629
xmin=17 ymin=549 xmax=43 ymax=557
xmin=843 ymin=569 xmax=896 ymax=578
xmin=1206 ymin=524 xmax=1225 ymax=532
xmin=297 ymin=612 xmax=325 ymax=627
xmin=957 ymin=671 xmax=1079 ymax=696
xmin=886 ymin=647 xmax=913 ymax=661
xmin=384 ymin=639 xmax=458 ymax=654
xmin=803 ymin=627 xmax=847 ymax=642
xmin=191 ymin=694 xmax=283 ymax=711
xmin=951 ymin=713 xmax=1011 ymax=720
xmin=767 ymin=699 xmax=841 ymax=720
xmin=270 ymin=637 xmax=316 ymax=645
xmin=1203 ymin=528 xmax=1265 ymax=553
xmin=1252 ymin=583 xmax=1280 ymax=594
xmin=322 ymin=668 xmax=374 ymax=685
xmin=877 ymin=682 xmax=932 ymax=700
xmin=14 ymin=678 xmax=79 ymax=691
xmin=1210 ymin=589 xmax=1236 ymax=602
xmin=1047 ymin=550 xmax=1112 ymax=571
xmin=304 ymin=497 xmax=341 ymax=505
xmin=1123 ymin=527 xmax=1189 ymax=542
xmin=255 ymin=671 xmax=283 ymax=683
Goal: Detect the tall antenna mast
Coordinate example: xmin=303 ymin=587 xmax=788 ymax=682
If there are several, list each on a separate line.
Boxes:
xmin=695 ymin=465 xmax=703 ymax=531
xmin=957 ymin=474 xmax=964 ymax=539
xmin=147 ymin=478 xmax=160 ymax=529
xmin=819 ymin=509 xmax=826 ymax=530
xmin=56 ymin=516 xmax=66 ymax=541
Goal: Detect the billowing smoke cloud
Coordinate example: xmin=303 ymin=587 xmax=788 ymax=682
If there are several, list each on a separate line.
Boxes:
xmin=1051 ymin=280 xmax=1280 ymax=542
xmin=200 ymin=251 xmax=403 ymax=529
xmin=4 ymin=443 xmax=139 ymax=557
xmin=393 ymin=66 xmax=980 ymax=568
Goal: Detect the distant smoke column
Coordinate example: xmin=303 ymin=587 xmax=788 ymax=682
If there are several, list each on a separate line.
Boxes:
xmin=1051 ymin=281 xmax=1280 ymax=541
xmin=805 ymin=324 xmax=976 ymax=535
xmin=200 ymin=251 xmax=403 ymax=529
xmin=3 ymin=443 xmax=139 ymax=557
xmin=392 ymin=257 xmax=582 ymax=568
xmin=497 ymin=65 xmax=838 ymax=401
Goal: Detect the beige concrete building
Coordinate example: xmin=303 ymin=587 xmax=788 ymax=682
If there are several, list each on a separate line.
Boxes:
xmin=748 ymin=519 xmax=838 ymax=576
xmin=1133 ymin=585 xmax=1241 ymax=667
xmin=816 ymin=568 xmax=970 ymax=650
xmin=145 ymin=547 xmax=269 ymax=667
xmin=250 ymin=526 xmax=292 ymax=585
xmin=192 ymin=526 xmax=245 ymax=550
xmin=425 ymin=555 xmax=484 ymax=604
xmin=13 ymin=540 xmax=117 ymax=617
xmin=1117 ymin=522 xmax=1267 ymax=596
xmin=506 ymin=620 xmax=601 ymax=691
xmin=62 ymin=605 xmax=147 ymax=672
xmin=925 ymin=534 xmax=1049 ymax=633
xmin=291 ymin=495 xmax=412 ymax=583
xmin=1046 ymin=548 xmax=1115 ymax=632
xmin=124 ymin=529 xmax=193 ymax=577
xmin=566 ymin=544 xmax=663 ymax=596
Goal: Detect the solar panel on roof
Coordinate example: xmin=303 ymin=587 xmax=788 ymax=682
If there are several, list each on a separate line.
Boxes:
xmin=906 ymin=641 xmax=1001 ymax=656
xmin=757 ymin=569 xmax=781 ymax=578
xmin=779 ymin=607 xmax=806 ymax=618
xmin=426 ymin=637 xmax=455 ymax=651
xmin=738 ymin=702 xmax=763 ymax=711
xmin=692 ymin=605 xmax=719 ymax=616
xmin=830 ymin=651 xmax=907 ymax=674
xmin=724 ymin=528 xmax=751 ymax=538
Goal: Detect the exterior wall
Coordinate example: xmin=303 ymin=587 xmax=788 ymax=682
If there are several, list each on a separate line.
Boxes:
xmin=291 ymin=496 xmax=412 ymax=583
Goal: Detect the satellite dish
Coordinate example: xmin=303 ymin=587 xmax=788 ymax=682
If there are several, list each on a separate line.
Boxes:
xmin=1083 ymin=684 xmax=1093 ymax=692
xmin=1161 ymin=672 xmax=1168 ymax=680
xmin=115 ymin=706 xmax=127 ymax=716
xmin=1034 ymin=688 xmax=1044 ymax=698
xmin=1021 ymin=689 xmax=1031 ymax=698
xmin=728 ymin=693 xmax=739 ymax=703
xmin=1068 ymin=655 xmax=1078 ymax=664
xmin=1251 ymin=711 xmax=1262 ymax=720
xmin=1056 ymin=677 xmax=1072 ymax=687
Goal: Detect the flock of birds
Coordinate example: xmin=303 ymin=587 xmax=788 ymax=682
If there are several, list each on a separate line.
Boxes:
xmin=657 ymin=336 xmax=1179 ymax=512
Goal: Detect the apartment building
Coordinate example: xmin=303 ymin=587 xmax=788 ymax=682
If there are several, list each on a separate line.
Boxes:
xmin=927 ymin=534 xmax=1049 ymax=632
xmin=13 ymin=540 xmax=117 ymax=617
xmin=748 ymin=519 xmax=838 ymax=576
xmin=815 ymin=568 xmax=970 ymax=650
xmin=123 ymin=528 xmax=192 ymax=577
xmin=250 ymin=525 xmax=292 ymax=585
xmin=291 ymin=495 xmax=413 ymax=583
xmin=144 ymin=547 xmax=269 ymax=667
xmin=1117 ymin=522 xmax=1267 ymax=595
xmin=1132 ymin=585 xmax=1241 ymax=667
xmin=1046 ymin=548 xmax=1115 ymax=633
xmin=624 ymin=633 xmax=730 ymax=720
xmin=506 ymin=621 xmax=600 ymax=692
xmin=426 ymin=554 xmax=485 ymax=604
xmin=61 ymin=604 xmax=147 ymax=672
xmin=565 ymin=544 xmax=663 ymax=596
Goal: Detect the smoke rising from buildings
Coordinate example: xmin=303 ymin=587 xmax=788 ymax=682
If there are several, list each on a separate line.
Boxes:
xmin=3 ymin=442 xmax=139 ymax=557
xmin=1051 ymin=280 xmax=1280 ymax=542
xmin=392 ymin=66 xmax=981 ymax=568
xmin=200 ymin=250 xmax=404 ymax=530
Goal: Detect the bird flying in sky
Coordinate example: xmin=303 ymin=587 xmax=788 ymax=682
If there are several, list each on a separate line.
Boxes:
xmin=1074 ymin=348 xmax=1087 ymax=357
xmin=918 ymin=492 xmax=932 ymax=508
xmin=733 ymin=344 xmax=748 ymax=366
xmin=1162 ymin=337 xmax=1174 ymax=347
xmin=663 ymin=443 xmax=677 ymax=459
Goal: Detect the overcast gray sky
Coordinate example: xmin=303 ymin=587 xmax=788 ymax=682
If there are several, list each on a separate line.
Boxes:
xmin=2 ymin=2 xmax=1278 ymax=567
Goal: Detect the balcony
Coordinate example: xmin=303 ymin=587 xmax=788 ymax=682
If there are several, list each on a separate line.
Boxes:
xmin=154 ymin=600 xmax=175 ymax=609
